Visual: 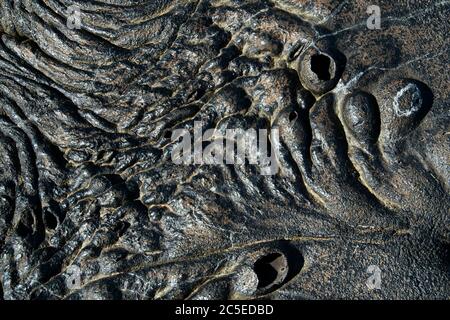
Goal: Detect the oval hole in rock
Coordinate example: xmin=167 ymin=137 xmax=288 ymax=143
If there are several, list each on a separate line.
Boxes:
xmin=252 ymin=242 xmax=305 ymax=295
xmin=311 ymin=54 xmax=331 ymax=81
xmin=254 ymin=253 xmax=287 ymax=289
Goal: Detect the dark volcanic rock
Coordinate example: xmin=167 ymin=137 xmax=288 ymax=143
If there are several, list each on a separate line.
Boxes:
xmin=0 ymin=0 xmax=448 ymax=299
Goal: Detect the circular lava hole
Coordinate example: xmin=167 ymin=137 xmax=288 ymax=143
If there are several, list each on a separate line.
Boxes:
xmin=310 ymin=54 xmax=332 ymax=81
xmin=254 ymin=253 xmax=285 ymax=289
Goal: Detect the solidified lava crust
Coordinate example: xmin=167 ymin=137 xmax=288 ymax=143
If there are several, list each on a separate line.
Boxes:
xmin=0 ymin=0 xmax=448 ymax=299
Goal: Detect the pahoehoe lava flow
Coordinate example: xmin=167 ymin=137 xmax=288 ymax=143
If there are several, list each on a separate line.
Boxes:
xmin=0 ymin=0 xmax=448 ymax=300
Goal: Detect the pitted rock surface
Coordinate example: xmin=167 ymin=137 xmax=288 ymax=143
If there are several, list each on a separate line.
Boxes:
xmin=0 ymin=0 xmax=448 ymax=299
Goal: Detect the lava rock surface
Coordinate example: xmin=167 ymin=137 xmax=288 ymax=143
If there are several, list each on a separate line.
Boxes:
xmin=0 ymin=0 xmax=448 ymax=299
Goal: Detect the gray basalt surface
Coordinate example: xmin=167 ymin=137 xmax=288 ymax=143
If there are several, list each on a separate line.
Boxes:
xmin=0 ymin=0 xmax=448 ymax=300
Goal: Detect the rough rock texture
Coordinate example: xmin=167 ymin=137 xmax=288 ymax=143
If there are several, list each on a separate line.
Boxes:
xmin=0 ymin=0 xmax=448 ymax=299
